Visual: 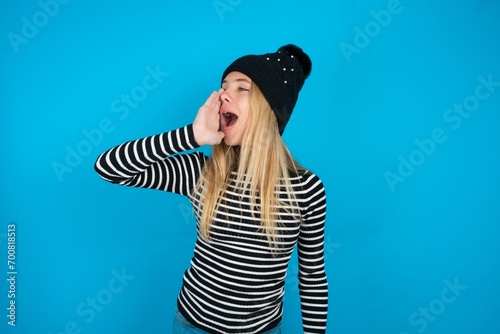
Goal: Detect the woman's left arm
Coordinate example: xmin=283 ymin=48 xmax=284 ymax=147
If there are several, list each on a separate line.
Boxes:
xmin=297 ymin=172 xmax=329 ymax=334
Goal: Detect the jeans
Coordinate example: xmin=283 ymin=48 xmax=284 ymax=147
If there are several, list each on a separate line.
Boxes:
xmin=172 ymin=309 xmax=282 ymax=334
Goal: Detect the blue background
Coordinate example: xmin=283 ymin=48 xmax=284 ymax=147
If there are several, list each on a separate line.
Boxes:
xmin=1 ymin=0 xmax=499 ymax=333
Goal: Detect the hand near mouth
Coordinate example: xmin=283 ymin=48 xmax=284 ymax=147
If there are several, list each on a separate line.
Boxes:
xmin=193 ymin=89 xmax=226 ymax=146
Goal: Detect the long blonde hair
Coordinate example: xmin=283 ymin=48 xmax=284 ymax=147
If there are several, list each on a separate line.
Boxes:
xmin=193 ymin=83 xmax=302 ymax=249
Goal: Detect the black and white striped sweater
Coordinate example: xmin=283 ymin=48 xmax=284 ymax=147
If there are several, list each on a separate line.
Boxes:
xmin=94 ymin=124 xmax=328 ymax=333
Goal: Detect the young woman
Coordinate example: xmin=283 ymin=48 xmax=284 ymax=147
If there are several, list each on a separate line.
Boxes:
xmin=95 ymin=44 xmax=328 ymax=333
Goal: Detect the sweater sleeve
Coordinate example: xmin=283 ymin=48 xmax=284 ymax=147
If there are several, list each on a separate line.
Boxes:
xmin=94 ymin=124 xmax=206 ymax=196
xmin=298 ymin=171 xmax=329 ymax=333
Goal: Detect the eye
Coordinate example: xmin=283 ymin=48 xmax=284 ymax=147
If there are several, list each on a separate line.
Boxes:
xmin=238 ymin=87 xmax=249 ymax=92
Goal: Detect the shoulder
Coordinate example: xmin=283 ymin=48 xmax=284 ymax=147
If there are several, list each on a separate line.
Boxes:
xmin=189 ymin=151 xmax=209 ymax=168
xmin=292 ymin=168 xmax=324 ymax=188
xmin=290 ymin=169 xmax=327 ymax=219
xmin=193 ymin=151 xmax=208 ymax=161
xmin=290 ymin=168 xmax=326 ymax=198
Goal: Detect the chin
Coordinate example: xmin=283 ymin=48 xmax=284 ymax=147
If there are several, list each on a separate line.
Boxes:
xmin=223 ymin=136 xmax=242 ymax=147
xmin=223 ymin=139 xmax=237 ymax=146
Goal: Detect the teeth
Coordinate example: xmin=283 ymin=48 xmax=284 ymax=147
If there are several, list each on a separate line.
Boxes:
xmin=221 ymin=111 xmax=237 ymax=127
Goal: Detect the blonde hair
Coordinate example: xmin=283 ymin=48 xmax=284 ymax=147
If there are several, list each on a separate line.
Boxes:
xmin=193 ymin=83 xmax=303 ymax=249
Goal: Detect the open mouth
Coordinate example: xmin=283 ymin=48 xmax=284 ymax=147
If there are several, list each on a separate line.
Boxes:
xmin=221 ymin=111 xmax=238 ymax=128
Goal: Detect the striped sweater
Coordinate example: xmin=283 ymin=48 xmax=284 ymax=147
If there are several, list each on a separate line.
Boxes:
xmin=94 ymin=124 xmax=328 ymax=333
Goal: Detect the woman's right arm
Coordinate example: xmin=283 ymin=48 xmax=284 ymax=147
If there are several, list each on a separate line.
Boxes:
xmin=94 ymin=124 xmax=204 ymax=196
xmin=95 ymin=89 xmax=225 ymax=195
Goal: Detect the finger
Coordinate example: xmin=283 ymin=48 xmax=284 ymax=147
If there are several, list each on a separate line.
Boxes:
xmin=206 ymin=91 xmax=217 ymax=105
xmin=204 ymin=90 xmax=218 ymax=106
xmin=212 ymin=95 xmax=221 ymax=111
xmin=214 ymin=88 xmax=223 ymax=104
xmin=208 ymin=91 xmax=221 ymax=110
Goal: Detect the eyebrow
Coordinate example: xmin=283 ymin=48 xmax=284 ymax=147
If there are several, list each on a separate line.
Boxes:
xmin=222 ymin=78 xmax=252 ymax=85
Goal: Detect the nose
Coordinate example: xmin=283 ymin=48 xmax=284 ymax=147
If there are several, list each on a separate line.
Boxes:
xmin=219 ymin=89 xmax=230 ymax=103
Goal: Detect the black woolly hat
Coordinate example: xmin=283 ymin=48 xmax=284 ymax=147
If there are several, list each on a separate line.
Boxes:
xmin=221 ymin=44 xmax=312 ymax=135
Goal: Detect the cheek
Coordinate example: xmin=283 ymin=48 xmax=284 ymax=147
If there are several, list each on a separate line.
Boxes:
xmin=238 ymin=101 xmax=251 ymax=124
xmin=238 ymin=112 xmax=249 ymax=129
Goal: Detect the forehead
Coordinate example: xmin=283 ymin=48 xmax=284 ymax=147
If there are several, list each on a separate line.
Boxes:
xmin=222 ymin=71 xmax=252 ymax=85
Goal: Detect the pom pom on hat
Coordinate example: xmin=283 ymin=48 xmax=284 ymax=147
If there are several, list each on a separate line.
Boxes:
xmin=277 ymin=44 xmax=312 ymax=79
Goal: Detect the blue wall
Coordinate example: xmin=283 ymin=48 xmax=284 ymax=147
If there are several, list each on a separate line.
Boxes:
xmin=1 ymin=0 xmax=499 ymax=333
